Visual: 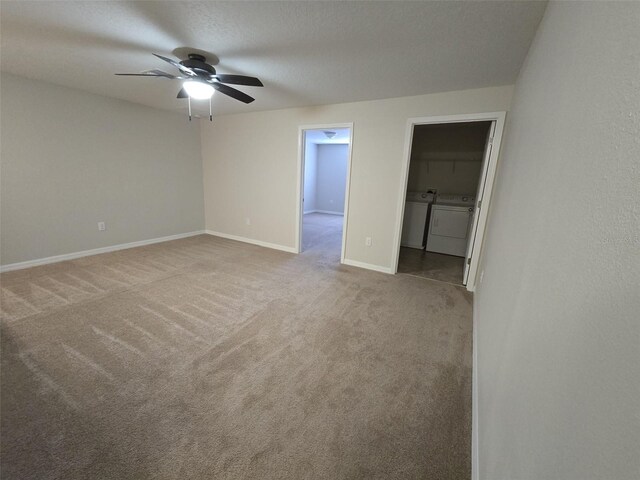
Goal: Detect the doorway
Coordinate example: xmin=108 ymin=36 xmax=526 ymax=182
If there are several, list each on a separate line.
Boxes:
xmin=296 ymin=124 xmax=353 ymax=263
xmin=393 ymin=113 xmax=506 ymax=291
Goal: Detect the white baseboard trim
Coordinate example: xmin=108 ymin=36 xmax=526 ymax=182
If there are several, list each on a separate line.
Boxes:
xmin=315 ymin=210 xmax=344 ymax=216
xmin=0 ymin=230 xmax=206 ymax=273
xmin=342 ymin=258 xmax=393 ymax=274
xmin=205 ymin=230 xmax=297 ymax=254
xmin=472 ymin=301 xmax=479 ymax=480
xmin=303 ymin=209 xmax=344 ymax=216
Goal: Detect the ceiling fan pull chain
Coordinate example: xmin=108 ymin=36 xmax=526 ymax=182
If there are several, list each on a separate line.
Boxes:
xmin=209 ymin=97 xmax=213 ymax=122
xmin=188 ymin=96 xmax=192 ymax=122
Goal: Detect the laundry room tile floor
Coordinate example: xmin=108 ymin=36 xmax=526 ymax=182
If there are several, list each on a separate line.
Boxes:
xmin=398 ymin=248 xmax=465 ymax=286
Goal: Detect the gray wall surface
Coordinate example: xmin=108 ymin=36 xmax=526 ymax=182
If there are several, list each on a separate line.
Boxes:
xmin=0 ymin=73 xmax=205 ymax=265
xmin=315 ymin=144 xmax=348 ymax=214
xmin=475 ymin=3 xmax=640 ymax=479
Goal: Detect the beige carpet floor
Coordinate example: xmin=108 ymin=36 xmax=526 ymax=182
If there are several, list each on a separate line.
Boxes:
xmin=1 ymin=216 xmax=472 ymax=479
xmin=398 ymin=248 xmax=466 ymax=286
xmin=302 ymin=212 xmax=344 ymax=259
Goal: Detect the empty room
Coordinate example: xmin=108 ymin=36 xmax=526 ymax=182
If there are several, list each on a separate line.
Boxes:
xmin=300 ymin=127 xmax=352 ymax=263
xmin=1 ymin=2 xmax=638 ymax=479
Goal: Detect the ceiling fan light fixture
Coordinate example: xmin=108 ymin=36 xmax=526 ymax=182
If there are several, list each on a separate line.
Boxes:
xmin=183 ymin=80 xmax=214 ymax=100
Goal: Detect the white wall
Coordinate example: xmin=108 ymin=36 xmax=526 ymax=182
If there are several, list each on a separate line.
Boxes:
xmin=474 ymin=3 xmax=640 ymax=479
xmin=0 ymin=73 xmax=205 ymax=266
xmin=303 ymin=140 xmax=317 ymax=213
xmin=201 ymin=86 xmax=512 ymax=271
xmin=315 ymin=144 xmax=348 ymax=214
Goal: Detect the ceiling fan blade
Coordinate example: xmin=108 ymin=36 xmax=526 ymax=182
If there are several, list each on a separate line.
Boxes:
xmin=211 ymin=82 xmax=255 ymax=104
xmin=115 ymin=73 xmax=169 ymax=77
xmin=153 ymin=53 xmax=196 ymax=76
xmin=146 ymin=69 xmax=183 ymax=79
xmin=176 ymin=87 xmax=188 ymax=99
xmin=215 ymin=74 xmax=263 ymax=87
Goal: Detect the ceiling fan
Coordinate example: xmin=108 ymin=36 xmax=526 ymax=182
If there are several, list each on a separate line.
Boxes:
xmin=116 ymin=53 xmax=263 ymax=120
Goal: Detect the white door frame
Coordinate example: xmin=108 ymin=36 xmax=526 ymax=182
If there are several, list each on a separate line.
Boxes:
xmin=295 ymin=123 xmax=354 ymax=263
xmin=392 ymin=112 xmax=506 ymax=291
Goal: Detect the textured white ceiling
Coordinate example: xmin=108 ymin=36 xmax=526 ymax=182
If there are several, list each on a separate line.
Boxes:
xmin=0 ymin=1 xmax=546 ymax=116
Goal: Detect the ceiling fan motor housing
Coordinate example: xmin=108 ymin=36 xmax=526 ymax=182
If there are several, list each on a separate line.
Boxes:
xmin=180 ymin=54 xmax=215 ymax=76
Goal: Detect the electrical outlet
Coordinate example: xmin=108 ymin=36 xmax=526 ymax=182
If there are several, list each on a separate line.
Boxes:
xmin=98 ymin=222 xmax=106 ymax=231
xmin=245 ymin=218 xmax=251 ymax=226
xmin=480 ymin=270 xmax=485 ymax=284
xmin=365 ymin=237 xmax=372 ymax=247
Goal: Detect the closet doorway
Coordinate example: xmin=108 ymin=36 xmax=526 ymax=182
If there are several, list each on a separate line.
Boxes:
xmin=393 ymin=113 xmax=506 ymax=291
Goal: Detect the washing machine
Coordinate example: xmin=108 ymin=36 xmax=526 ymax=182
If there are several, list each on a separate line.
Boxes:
xmin=401 ymin=191 xmax=436 ymax=249
xmin=426 ymin=193 xmax=475 ymax=257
